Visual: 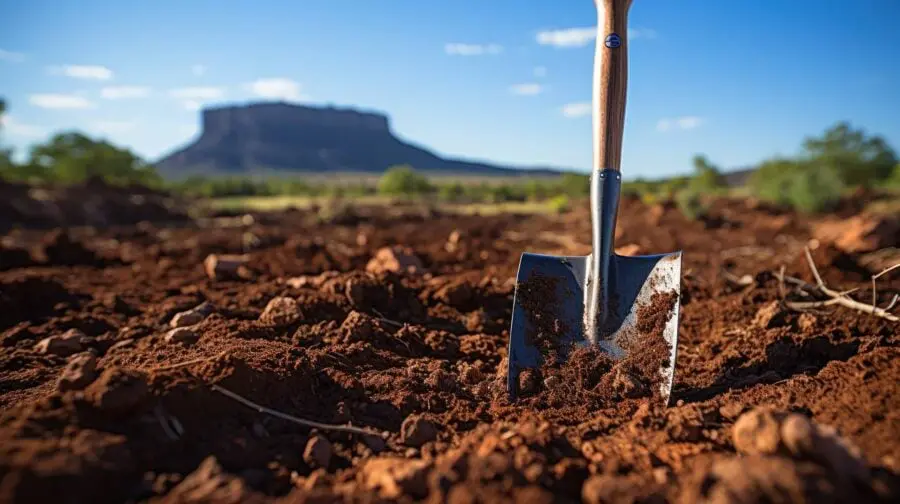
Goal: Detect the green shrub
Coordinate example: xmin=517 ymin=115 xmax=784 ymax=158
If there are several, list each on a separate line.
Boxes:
xmin=751 ymin=159 xmax=845 ymax=213
xmin=548 ymin=194 xmax=570 ymax=214
xmin=675 ymin=188 xmax=707 ymax=220
xmin=376 ymin=165 xmax=433 ymax=196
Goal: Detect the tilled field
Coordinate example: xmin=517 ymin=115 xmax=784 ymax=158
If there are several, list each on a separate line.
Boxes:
xmin=1 ymin=196 xmax=899 ymax=503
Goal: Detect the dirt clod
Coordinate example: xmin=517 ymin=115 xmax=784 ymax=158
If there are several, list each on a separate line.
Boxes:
xmin=58 ymin=352 xmax=98 ymax=392
xmin=259 ymin=296 xmax=301 ymax=325
xmin=366 ymin=246 xmax=424 ymax=275
xmin=83 ymin=368 xmax=148 ymax=413
xmin=401 ymin=415 xmax=438 ymax=447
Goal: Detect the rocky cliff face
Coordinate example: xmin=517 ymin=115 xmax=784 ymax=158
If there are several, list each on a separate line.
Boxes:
xmin=154 ymin=102 xmax=563 ymax=178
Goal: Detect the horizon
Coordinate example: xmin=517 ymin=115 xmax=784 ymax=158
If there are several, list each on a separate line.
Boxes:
xmin=2 ymin=0 xmax=899 ymax=179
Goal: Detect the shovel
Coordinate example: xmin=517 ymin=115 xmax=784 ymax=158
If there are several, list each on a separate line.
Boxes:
xmin=506 ymin=0 xmax=682 ymax=405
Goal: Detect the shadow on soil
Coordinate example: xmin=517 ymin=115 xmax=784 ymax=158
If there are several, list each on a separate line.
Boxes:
xmin=674 ymin=335 xmax=861 ymax=404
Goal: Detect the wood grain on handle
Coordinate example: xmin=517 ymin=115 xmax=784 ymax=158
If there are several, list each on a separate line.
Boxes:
xmin=593 ymin=0 xmax=632 ymax=172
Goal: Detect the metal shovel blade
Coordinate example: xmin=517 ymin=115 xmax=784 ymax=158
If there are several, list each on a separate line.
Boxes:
xmin=506 ymin=247 xmax=682 ymax=405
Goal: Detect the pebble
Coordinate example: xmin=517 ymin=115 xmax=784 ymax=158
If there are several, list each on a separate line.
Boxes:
xmin=34 ymin=328 xmax=88 ymax=356
xmin=165 ymin=327 xmax=199 ymax=345
xmin=303 ymin=436 xmax=333 ymax=469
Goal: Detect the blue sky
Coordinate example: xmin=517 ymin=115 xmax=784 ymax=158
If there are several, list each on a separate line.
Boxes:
xmin=2 ymin=0 xmax=899 ymax=179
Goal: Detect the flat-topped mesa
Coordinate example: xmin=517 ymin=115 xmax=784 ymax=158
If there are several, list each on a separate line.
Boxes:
xmin=201 ymin=102 xmax=391 ymax=137
xmin=154 ymin=100 xmax=569 ymax=178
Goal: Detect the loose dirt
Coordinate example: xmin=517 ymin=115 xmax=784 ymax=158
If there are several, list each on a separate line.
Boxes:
xmin=1 ymin=190 xmax=899 ymax=503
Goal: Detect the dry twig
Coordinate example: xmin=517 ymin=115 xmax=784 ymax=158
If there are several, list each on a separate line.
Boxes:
xmin=372 ymin=308 xmax=403 ymax=327
xmin=209 ymin=383 xmax=383 ymax=437
xmin=780 ymin=247 xmax=899 ymax=322
xmin=148 ymin=351 xmax=384 ymax=438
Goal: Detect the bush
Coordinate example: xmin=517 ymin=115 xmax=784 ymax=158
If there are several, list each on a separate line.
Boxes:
xmin=376 ymin=165 xmax=433 ymax=196
xmin=675 ymin=188 xmax=707 ymax=220
xmin=751 ymin=159 xmax=845 ymax=214
xmin=548 ymin=194 xmax=570 ymax=214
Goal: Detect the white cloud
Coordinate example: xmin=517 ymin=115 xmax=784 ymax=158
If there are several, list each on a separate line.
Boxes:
xmin=0 ymin=49 xmax=26 ymax=63
xmin=533 ymin=66 xmax=547 ymax=78
xmin=192 ymin=64 xmax=207 ymax=77
xmin=0 ymin=115 xmax=44 ymax=137
xmin=536 ymin=27 xmax=657 ymax=48
xmin=247 ymin=78 xmax=304 ymax=101
xmin=29 ymin=94 xmax=95 ymax=109
xmin=509 ymin=83 xmax=543 ymax=96
xmin=537 ymin=27 xmax=597 ymax=48
xmin=169 ymin=86 xmax=226 ymax=111
xmin=49 ymin=64 xmax=114 ymax=80
xmin=656 ymin=116 xmax=704 ymax=132
xmin=561 ymin=102 xmax=591 ymax=118
xmin=101 ymin=86 xmax=151 ymax=99
xmin=444 ymin=43 xmax=504 ymax=56
xmin=91 ymin=120 xmax=137 ymax=134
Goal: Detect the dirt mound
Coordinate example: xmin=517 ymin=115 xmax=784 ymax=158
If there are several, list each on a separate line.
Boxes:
xmin=1 ymin=197 xmax=898 ymax=503
xmin=0 ymin=178 xmax=190 ymax=232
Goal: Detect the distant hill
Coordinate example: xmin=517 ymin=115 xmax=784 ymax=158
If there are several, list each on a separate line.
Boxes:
xmin=154 ymin=102 xmax=571 ymax=179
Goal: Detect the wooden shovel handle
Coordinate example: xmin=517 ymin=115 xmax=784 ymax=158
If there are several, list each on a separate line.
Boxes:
xmin=593 ymin=0 xmax=632 ymax=172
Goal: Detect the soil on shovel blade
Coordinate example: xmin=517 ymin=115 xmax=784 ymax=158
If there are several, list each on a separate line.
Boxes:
xmin=1 ymin=193 xmax=900 ymax=503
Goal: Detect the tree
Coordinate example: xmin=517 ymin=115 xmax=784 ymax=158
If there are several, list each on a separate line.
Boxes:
xmin=801 ymin=121 xmax=897 ymax=187
xmin=25 ymin=131 xmax=161 ymax=186
xmin=376 ymin=165 xmax=434 ymax=196
xmin=690 ymin=154 xmax=725 ymax=191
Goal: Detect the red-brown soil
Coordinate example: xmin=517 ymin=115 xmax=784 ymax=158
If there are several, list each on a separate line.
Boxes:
xmin=1 ymin=193 xmax=899 ymax=503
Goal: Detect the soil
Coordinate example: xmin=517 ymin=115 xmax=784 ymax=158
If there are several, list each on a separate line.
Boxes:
xmin=1 ymin=189 xmax=899 ymax=503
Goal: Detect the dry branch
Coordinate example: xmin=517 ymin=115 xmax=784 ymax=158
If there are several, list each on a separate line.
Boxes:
xmin=209 ymin=383 xmax=384 ymax=437
xmin=778 ymin=247 xmax=899 ymax=322
xmin=148 ymin=351 xmax=384 ymax=438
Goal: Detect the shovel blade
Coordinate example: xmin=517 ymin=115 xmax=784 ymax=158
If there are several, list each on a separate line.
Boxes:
xmin=507 ymin=250 xmax=682 ymax=405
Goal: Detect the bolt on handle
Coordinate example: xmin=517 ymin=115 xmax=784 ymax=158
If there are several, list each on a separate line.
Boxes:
xmin=592 ymin=0 xmax=632 ymax=173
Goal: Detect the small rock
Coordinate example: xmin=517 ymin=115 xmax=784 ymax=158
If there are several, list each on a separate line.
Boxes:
xmin=170 ymin=310 xmax=205 ymax=328
xmin=753 ymin=301 xmax=786 ymax=329
xmin=303 ymin=436 xmax=332 ymax=469
xmin=165 ymin=327 xmax=199 ymax=345
xmin=366 ymin=246 xmax=424 ymax=275
xmin=58 ymin=352 xmax=98 ymax=391
xmin=259 ymin=296 xmax=301 ymax=325
xmin=518 ymin=369 xmax=540 ymax=396
xmin=401 ymin=415 xmax=438 ymax=447
xmin=444 ymin=230 xmax=462 ymax=253
xmin=732 ymin=407 xmax=784 ymax=455
xmin=203 ymin=253 xmax=250 ymax=280
xmin=34 ymin=329 xmax=88 ymax=356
